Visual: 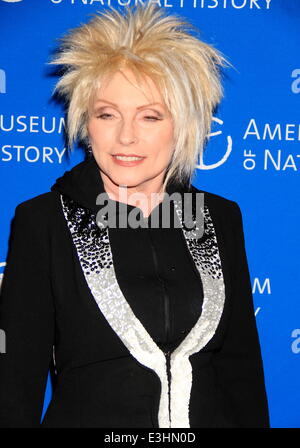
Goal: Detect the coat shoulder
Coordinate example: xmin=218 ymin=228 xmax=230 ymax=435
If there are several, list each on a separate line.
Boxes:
xmin=12 ymin=192 xmax=62 ymax=235
xmin=190 ymin=185 xmax=240 ymax=220
xmin=15 ymin=191 xmax=60 ymax=218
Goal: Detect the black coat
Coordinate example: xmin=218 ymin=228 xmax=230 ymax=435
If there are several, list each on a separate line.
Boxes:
xmin=0 ymin=158 xmax=270 ymax=428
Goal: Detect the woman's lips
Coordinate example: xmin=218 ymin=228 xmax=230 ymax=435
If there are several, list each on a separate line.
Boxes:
xmin=111 ymin=154 xmax=146 ymax=167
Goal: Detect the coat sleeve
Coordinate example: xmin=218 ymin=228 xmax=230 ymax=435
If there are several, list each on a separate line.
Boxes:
xmin=0 ymin=203 xmax=55 ymax=427
xmin=212 ymin=201 xmax=270 ymax=428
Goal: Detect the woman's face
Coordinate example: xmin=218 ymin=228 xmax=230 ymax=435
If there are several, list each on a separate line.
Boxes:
xmin=87 ymin=68 xmax=175 ymax=194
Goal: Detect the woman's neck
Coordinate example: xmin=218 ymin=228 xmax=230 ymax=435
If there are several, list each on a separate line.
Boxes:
xmin=99 ymin=170 xmax=166 ymax=218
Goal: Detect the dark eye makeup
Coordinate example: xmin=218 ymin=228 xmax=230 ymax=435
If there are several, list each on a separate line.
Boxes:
xmin=96 ymin=113 xmax=162 ymax=121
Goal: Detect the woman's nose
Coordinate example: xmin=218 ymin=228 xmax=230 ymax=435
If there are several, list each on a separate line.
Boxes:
xmin=118 ymin=119 xmax=138 ymax=145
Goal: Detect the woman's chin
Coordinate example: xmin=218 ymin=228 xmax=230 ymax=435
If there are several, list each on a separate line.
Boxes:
xmin=109 ymin=174 xmax=149 ymax=190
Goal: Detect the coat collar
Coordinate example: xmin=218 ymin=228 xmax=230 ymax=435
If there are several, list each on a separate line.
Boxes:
xmin=51 ymin=156 xmax=191 ymax=217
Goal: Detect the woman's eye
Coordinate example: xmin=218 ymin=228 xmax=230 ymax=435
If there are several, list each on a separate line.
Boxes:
xmin=144 ymin=116 xmax=160 ymax=121
xmin=97 ymin=113 xmax=114 ymax=120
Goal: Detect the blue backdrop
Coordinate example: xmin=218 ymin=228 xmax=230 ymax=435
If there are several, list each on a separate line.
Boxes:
xmin=0 ymin=0 xmax=299 ymax=428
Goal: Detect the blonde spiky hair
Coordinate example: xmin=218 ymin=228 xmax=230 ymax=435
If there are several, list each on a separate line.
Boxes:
xmin=49 ymin=2 xmax=232 ymax=190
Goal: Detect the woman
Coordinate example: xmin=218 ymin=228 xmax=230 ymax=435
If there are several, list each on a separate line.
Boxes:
xmin=0 ymin=3 xmax=270 ymax=428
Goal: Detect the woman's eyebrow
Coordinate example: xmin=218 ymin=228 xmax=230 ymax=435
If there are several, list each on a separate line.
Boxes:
xmin=94 ymin=99 xmax=165 ymax=110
